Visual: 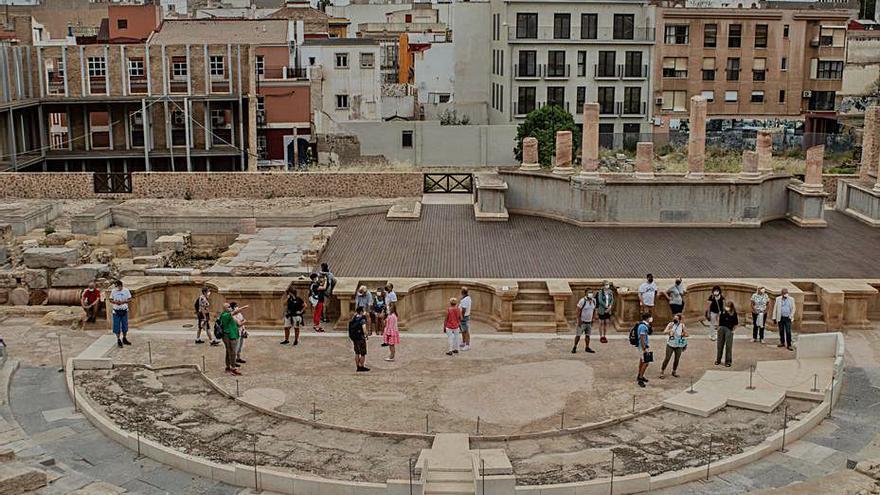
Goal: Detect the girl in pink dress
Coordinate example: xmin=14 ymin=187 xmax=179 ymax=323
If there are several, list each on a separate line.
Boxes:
xmin=383 ymin=303 xmax=401 ymax=361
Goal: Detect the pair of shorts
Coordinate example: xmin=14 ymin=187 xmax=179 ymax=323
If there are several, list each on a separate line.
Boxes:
xmin=598 ymin=311 xmax=611 ymax=320
xmin=283 ymin=315 xmax=303 ymax=328
xmin=669 ymin=304 xmax=684 ymax=315
xmin=460 ymin=315 xmax=470 ymax=332
xmin=576 ymin=321 xmax=592 ymax=336
xmin=351 ymin=338 xmax=367 ymax=356
xmin=197 ymin=312 xmax=209 ymax=324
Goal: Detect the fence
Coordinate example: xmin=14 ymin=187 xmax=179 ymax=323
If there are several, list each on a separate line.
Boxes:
xmin=596 ymin=131 xmax=859 ymax=157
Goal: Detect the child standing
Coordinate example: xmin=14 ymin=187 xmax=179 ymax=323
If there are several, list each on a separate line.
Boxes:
xmin=383 ymin=303 xmax=400 ymax=361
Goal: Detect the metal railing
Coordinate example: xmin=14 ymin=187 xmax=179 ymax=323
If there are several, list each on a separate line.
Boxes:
xmin=423 ymin=173 xmax=473 ymax=194
xmin=543 ymin=63 xmax=570 ymax=79
xmin=93 ymin=173 xmax=132 ymax=194
xmin=509 ymin=26 xmax=655 ymax=42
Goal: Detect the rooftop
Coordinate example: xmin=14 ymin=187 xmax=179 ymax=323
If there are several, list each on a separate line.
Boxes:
xmin=149 ymin=18 xmax=288 ymax=45
xmin=301 ymin=37 xmax=380 ymax=46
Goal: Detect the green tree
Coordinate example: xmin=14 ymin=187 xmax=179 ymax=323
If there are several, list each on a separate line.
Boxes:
xmin=514 ymin=105 xmax=580 ymax=168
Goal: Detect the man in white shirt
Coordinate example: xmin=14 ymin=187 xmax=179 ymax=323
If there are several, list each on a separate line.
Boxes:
xmin=110 ymin=280 xmax=133 ymax=348
xmin=772 ymin=288 xmax=797 ymax=350
xmin=385 ymin=283 xmax=398 ymax=305
xmin=638 ymin=274 xmax=658 ymax=319
xmin=459 ymin=287 xmax=472 ymax=351
xmin=573 ymin=290 xmax=597 ymax=354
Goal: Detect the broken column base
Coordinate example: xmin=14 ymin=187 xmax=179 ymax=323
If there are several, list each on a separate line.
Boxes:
xmin=551 ymin=166 xmax=575 ymax=176
xmin=473 ymin=172 xmax=509 ymax=222
xmin=519 ymin=163 xmax=541 ymax=171
xmin=786 ymin=183 xmax=828 ymax=228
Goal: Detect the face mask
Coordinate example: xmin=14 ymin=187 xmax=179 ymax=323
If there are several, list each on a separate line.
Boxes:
xmin=604 ymin=284 xmax=610 ymax=289
xmin=675 ymin=280 xmax=681 ymax=285
xmin=587 ymin=293 xmax=594 ymax=299
xmin=714 ymin=291 xmax=720 ymax=296
xmin=759 ymin=289 xmax=765 ymax=294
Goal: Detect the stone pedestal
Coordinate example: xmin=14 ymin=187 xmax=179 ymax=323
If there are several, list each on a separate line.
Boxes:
xmin=686 ymin=96 xmax=706 ymax=179
xmin=520 ymin=136 xmax=540 ymax=171
xmin=580 ymin=103 xmax=600 ymax=176
xmin=803 ymin=145 xmax=825 ymax=193
xmin=861 ymin=106 xmax=880 ymax=181
xmin=473 ymin=172 xmax=509 ymax=222
xmin=634 ymin=142 xmax=654 ymax=179
xmin=756 ymin=129 xmax=774 ymax=173
xmin=740 ymin=150 xmax=760 ymax=178
xmin=552 ymin=130 xmax=575 ymax=176
xmin=835 ymin=179 xmax=880 ymax=227
xmin=787 ymin=147 xmax=827 ymax=227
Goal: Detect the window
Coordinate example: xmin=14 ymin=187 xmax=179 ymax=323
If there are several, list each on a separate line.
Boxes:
xmin=209 ymin=55 xmax=225 ymax=77
xmin=726 ymin=57 xmax=740 ymax=81
xmin=599 ymin=123 xmax=614 ymax=149
xmin=724 ymin=90 xmax=738 ymax=102
xmin=702 ymin=57 xmax=715 ymax=80
xmin=335 ymin=94 xmax=349 ymax=109
xmin=517 ymin=86 xmax=536 ymax=114
xmin=816 ymin=60 xmax=843 ymax=80
xmin=172 ymin=57 xmax=187 ymax=79
xmin=518 ymin=50 xmax=537 ymax=77
xmin=577 ymin=86 xmax=586 ymax=109
xmin=755 ymin=24 xmax=768 ymax=48
xmin=613 ymin=14 xmax=634 ymax=40
xmin=701 ymin=90 xmax=715 ymax=103
xmin=335 ymin=53 xmax=349 ymax=68
xmin=751 ymin=90 xmax=764 ymax=103
xmin=781 ymin=57 xmax=788 ymax=71
xmin=257 ymin=136 xmax=267 ymax=158
xmin=597 ymin=51 xmax=616 ymax=78
xmin=87 ymin=56 xmax=106 ymax=77
xmin=704 ymin=24 xmax=717 ymax=47
xmin=728 ymin=24 xmax=742 ymax=48
xmin=661 ymin=90 xmax=687 ymax=111
xmin=623 ymin=87 xmax=641 ymax=114
xmin=597 ymin=87 xmax=615 ymax=114
xmin=547 ymin=86 xmax=565 ymax=108
xmin=255 ymin=55 xmax=264 ymax=75
xmin=580 ymin=13 xmax=597 ymax=39
xmin=624 ymin=51 xmax=643 ymax=77
xmin=360 ymin=53 xmax=375 ymax=68
xmin=516 ymin=13 xmax=538 ymax=39
xmin=117 ymin=19 xmax=128 ymax=30
xmin=753 ymin=58 xmax=766 ymax=81
xmin=779 ymin=90 xmax=786 ymax=103
xmin=662 ymin=57 xmax=688 ymax=78
xmin=547 ymin=51 xmax=566 ymax=77
xmin=88 ymin=111 xmax=110 ymax=149
xmin=553 ymin=13 xmax=570 ymax=39
xmin=809 ymin=91 xmax=836 ymax=111
xmin=664 ymin=24 xmax=689 ymax=44
xmin=577 ymin=51 xmax=586 ymax=77
xmin=402 ymin=130 xmax=413 ymax=148
xmin=819 ymin=26 xmax=844 ymax=47
xmin=783 ymin=24 xmax=789 ymax=38
xmin=127 ymin=58 xmax=144 ymax=77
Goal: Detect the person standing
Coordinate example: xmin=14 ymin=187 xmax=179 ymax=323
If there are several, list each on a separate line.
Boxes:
xmin=282 ymin=284 xmax=304 ymax=346
xmin=772 ymin=288 xmax=796 ymax=350
xmin=660 ymin=313 xmax=688 ymax=378
xmin=385 ymin=283 xmax=398 ymax=306
xmin=638 ymin=274 xmax=658 ymax=319
xmin=715 ymin=302 xmax=738 ymax=367
xmin=231 ymin=302 xmax=249 ymax=365
xmin=320 ymin=262 xmax=336 ymax=323
xmin=309 ymin=273 xmax=327 ymax=332
xmin=355 ymin=285 xmax=373 ymax=332
xmin=596 ymin=281 xmax=614 ymax=344
xmin=750 ymin=286 xmax=770 ymax=343
xmin=666 ymin=278 xmax=686 ymax=316
xmin=636 ymin=312 xmax=653 ymax=387
xmin=373 ymin=289 xmax=387 ymax=337
xmin=81 ymin=282 xmax=101 ymax=323
xmin=444 ymin=297 xmax=462 ymax=356
xmin=383 ymin=303 xmax=400 ymax=361
xmin=110 ymin=280 xmax=132 ymax=348
xmin=572 ymin=290 xmax=597 ymax=354
xmin=348 ymin=306 xmax=369 ymax=372
xmin=706 ymin=286 xmax=724 ymax=342
xmin=218 ymin=303 xmax=241 ymax=375
xmin=459 ymin=287 xmax=472 ymax=352
xmin=195 ymin=287 xmax=219 ymax=346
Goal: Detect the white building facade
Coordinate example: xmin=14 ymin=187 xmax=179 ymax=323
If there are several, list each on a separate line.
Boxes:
xmin=489 ymin=0 xmax=656 ymax=146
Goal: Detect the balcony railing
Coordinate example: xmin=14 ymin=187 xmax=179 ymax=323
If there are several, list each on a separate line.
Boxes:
xmin=543 ymin=63 xmax=570 ymax=79
xmin=257 ymin=67 xmax=309 ymax=81
xmin=622 ymin=64 xmax=648 ymax=79
xmin=169 ymin=78 xmax=188 ymax=94
xmin=514 ymin=63 xmax=540 ymax=79
xmin=594 ymin=64 xmax=617 ymax=79
xmin=46 ymin=76 xmax=65 ymax=96
xmin=129 ymin=76 xmax=148 ymax=95
xmin=616 ymin=101 xmax=648 ymax=116
xmin=509 ymin=26 xmax=654 ymax=42
xmin=88 ymin=77 xmax=107 ymax=96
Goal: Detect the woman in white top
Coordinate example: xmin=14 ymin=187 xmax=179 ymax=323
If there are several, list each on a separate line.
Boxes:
xmin=659 ymin=313 xmax=688 ymax=378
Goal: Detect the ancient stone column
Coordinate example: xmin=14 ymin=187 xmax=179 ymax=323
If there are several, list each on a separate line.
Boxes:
xmin=861 ymin=106 xmax=880 ymax=181
xmin=804 ymin=145 xmax=825 ymax=192
xmin=686 ymin=96 xmax=706 ymax=179
xmin=740 ymin=150 xmax=759 ymax=178
xmin=634 ymin=142 xmax=654 ymax=179
xmin=520 ymin=137 xmax=540 ymax=171
xmin=580 ymin=103 xmax=600 ymax=175
xmin=552 ymin=130 xmax=574 ymax=175
xmin=756 ymin=129 xmax=773 ymax=174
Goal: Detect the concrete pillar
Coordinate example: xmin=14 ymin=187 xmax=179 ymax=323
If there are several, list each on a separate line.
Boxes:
xmin=756 ymin=129 xmax=773 ymax=173
xmin=804 ymin=145 xmax=824 ymax=192
xmin=246 ymin=45 xmax=258 ymax=172
xmin=740 ymin=150 xmax=759 ymax=178
xmin=686 ymin=96 xmax=706 ymax=179
xmin=861 ymin=106 xmax=880 ymax=181
xmin=552 ymin=130 xmax=574 ymax=175
xmin=580 ymin=103 xmax=599 ymax=175
xmin=634 ymin=142 xmax=654 ymax=179
xmin=520 ymin=136 xmax=540 ymax=171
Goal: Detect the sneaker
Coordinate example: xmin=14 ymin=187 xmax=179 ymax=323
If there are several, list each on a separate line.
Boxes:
xmin=777 ymin=344 xmax=785 ymax=348
xmin=362 ymin=367 xmax=370 ymax=372
xmin=293 ymin=340 xmax=299 ymax=346
xmin=461 ymin=345 xmax=470 ymax=352
xmin=672 ymin=371 xmax=679 ymax=378
xmin=280 ymin=340 xmax=290 ymax=345
xmin=236 ymin=358 xmax=247 ymax=364
xmin=230 ymin=369 xmax=241 ymax=376
xmin=571 ymin=348 xmax=577 ymax=354
xmin=787 ymin=346 xmax=793 ymax=351
xmin=452 ymin=350 xmax=459 ymax=354
xmin=356 ymin=366 xmax=367 ymax=372
xmin=641 ymin=377 xmax=649 ymax=383
xmin=600 ymin=336 xmax=608 ymax=344
xmin=381 ymin=343 xmax=389 ymax=347
xmin=384 ymin=357 xmax=395 ymax=362
xmin=122 ymin=338 xmax=132 ymax=346
xmin=637 ymin=379 xmax=646 ymax=388
xmin=210 ymin=341 xmax=221 ymax=347
xmin=724 ymin=363 xmax=731 ymax=367
xmin=760 ymin=339 xmax=764 ymax=343
xmin=446 ymin=351 xmax=454 ymax=356
xmin=659 ymin=373 xmax=666 ymax=379
xmin=585 ymin=348 xmax=595 ymax=353
xmin=117 ymin=340 xmax=123 ymax=348
xmin=752 ymin=339 xmax=757 ymax=343
xmin=195 ymin=339 xmax=205 ymax=344
xmin=710 ymin=336 xmax=717 ymax=341
xmin=715 ymin=361 xmax=721 ymax=366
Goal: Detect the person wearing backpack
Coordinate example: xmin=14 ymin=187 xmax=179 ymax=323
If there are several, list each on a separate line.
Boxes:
xmin=572 ymin=289 xmax=597 ymax=354
xmin=219 ymin=303 xmax=242 ymax=375
xmin=282 ymin=283 xmax=305 ymax=346
xmin=348 ymin=306 xmax=370 ymax=372
xmin=596 ymin=281 xmax=614 ymax=344
xmin=320 ymin=263 xmax=336 ymax=323
xmin=195 ymin=287 xmax=220 ymax=346
xmin=633 ymin=312 xmax=653 ymax=387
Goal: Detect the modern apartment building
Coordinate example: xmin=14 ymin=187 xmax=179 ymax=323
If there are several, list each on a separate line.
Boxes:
xmin=488 ymin=0 xmax=656 ymax=148
xmin=653 ymin=3 xmax=854 ymax=135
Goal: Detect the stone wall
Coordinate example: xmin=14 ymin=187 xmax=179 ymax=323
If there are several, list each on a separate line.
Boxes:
xmin=0 ymin=172 xmax=423 ymax=199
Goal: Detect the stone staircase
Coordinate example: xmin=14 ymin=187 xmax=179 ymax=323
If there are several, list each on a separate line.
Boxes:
xmin=511 ymin=281 xmax=557 ymax=333
xmin=800 ymin=289 xmax=827 ymax=332
xmin=419 ymin=434 xmax=475 ymax=495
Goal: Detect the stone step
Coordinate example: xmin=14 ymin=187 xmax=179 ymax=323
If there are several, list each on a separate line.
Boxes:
xmin=800 ymin=320 xmax=827 ymax=332
xmin=512 ymin=300 xmax=555 ymax=312
xmin=424 ymin=481 xmax=475 ymax=495
xmin=427 ymin=471 xmax=474 ymax=482
xmin=803 ymin=302 xmax=821 ymax=311
xmin=803 ymin=310 xmax=825 ymax=321
xmin=511 ymin=321 xmax=558 ymax=333
xmin=802 ymin=292 xmax=819 ymax=302
xmin=512 ymin=311 xmax=556 ymax=323
xmin=515 ymin=289 xmax=551 ymax=302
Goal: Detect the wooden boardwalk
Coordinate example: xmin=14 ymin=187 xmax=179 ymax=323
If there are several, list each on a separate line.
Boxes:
xmin=320 ymin=206 xmax=880 ymax=278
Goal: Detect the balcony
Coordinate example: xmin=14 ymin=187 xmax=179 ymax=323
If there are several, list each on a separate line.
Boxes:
xmin=594 ymin=64 xmax=618 ymax=80
xmin=508 ymin=26 xmax=654 ymax=43
xmin=514 ymin=63 xmax=540 ymax=80
xmin=46 ymin=75 xmax=65 ymax=96
xmin=543 ymin=63 xmax=570 ymax=80
xmin=512 ymin=101 xmax=536 ymax=117
xmin=621 ymin=64 xmax=648 ymax=79
xmin=257 ymin=67 xmax=309 ymax=82
xmin=129 ymin=76 xmax=148 ymax=95
xmin=87 ymin=77 xmax=107 ymax=96
xmin=169 ymin=78 xmax=188 ymax=94
xmin=616 ymin=101 xmax=647 ymax=116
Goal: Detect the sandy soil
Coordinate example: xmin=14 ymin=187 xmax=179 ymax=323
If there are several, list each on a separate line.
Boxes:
xmin=0 ymin=315 xmax=101 ymax=369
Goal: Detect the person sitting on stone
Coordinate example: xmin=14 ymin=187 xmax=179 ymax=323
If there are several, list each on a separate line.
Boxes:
xmin=81 ymin=281 xmax=102 ymax=323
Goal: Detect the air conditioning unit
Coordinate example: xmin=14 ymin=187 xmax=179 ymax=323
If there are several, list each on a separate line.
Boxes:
xmin=655 ymin=96 xmax=663 ymax=106
xmin=172 ymin=112 xmax=186 ymax=126
xmin=802 ymin=90 xmax=812 ymax=98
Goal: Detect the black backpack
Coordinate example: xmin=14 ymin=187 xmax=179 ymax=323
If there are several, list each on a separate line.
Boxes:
xmin=194 ymin=297 xmax=201 ymax=313
xmin=213 ymin=317 xmax=224 ymax=340
xmin=629 ymin=322 xmax=652 ymax=346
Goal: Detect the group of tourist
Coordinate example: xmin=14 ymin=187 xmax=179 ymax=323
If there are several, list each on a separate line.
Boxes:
xmin=344 ymin=282 xmax=401 ymax=372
